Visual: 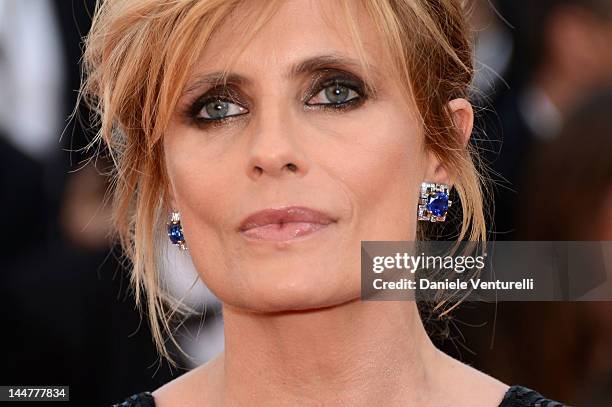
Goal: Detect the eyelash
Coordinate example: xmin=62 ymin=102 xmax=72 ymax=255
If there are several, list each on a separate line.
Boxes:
xmin=186 ymin=74 xmax=369 ymax=128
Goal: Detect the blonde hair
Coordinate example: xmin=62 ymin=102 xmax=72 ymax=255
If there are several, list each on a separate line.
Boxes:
xmin=80 ymin=0 xmax=490 ymax=367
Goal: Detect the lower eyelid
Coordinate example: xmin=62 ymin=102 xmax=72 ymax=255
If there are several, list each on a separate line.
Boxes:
xmin=305 ymin=94 xmax=361 ymax=107
xmin=194 ymin=113 xmax=248 ymax=129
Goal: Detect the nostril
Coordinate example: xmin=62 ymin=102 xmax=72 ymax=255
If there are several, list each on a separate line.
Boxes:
xmin=286 ymin=163 xmax=297 ymax=172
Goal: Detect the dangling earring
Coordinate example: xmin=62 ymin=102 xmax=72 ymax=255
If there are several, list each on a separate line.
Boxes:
xmin=167 ymin=211 xmax=187 ymax=250
xmin=417 ymin=182 xmax=452 ymax=222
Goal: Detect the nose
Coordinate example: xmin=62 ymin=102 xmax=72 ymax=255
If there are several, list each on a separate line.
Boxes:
xmin=246 ymin=102 xmax=308 ymax=180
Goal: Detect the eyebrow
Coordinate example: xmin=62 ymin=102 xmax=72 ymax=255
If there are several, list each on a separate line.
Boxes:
xmin=182 ymin=53 xmax=380 ymax=97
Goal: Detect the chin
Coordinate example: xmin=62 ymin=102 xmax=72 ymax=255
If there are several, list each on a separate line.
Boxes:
xmin=218 ymin=264 xmax=361 ymax=313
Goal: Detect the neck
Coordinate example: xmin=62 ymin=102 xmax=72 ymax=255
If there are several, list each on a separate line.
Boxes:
xmin=219 ymin=298 xmax=443 ymax=406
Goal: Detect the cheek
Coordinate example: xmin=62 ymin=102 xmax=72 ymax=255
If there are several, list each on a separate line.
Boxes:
xmin=163 ymin=127 xmax=247 ymax=297
xmin=323 ymin=108 xmax=426 ymax=241
xmin=164 ymin=124 xmax=238 ymax=230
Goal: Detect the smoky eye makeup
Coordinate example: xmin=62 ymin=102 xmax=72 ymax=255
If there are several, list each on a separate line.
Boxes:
xmin=182 ymin=68 xmax=374 ymax=129
xmin=183 ymin=84 xmax=249 ymax=129
xmin=302 ymin=69 xmax=371 ymax=111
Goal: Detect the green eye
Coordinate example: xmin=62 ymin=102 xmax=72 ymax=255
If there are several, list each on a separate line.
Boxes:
xmin=306 ymin=81 xmax=361 ymax=106
xmin=198 ymin=99 xmax=248 ymax=120
xmin=325 ymin=84 xmax=353 ymax=103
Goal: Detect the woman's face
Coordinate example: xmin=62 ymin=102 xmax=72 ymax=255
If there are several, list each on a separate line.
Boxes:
xmin=164 ymin=0 xmax=442 ymax=311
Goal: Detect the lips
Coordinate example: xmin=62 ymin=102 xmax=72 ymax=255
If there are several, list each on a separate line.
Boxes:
xmin=238 ymin=206 xmax=336 ymax=241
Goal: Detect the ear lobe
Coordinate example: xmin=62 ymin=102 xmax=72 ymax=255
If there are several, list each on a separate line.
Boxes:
xmin=424 ymin=150 xmax=452 ymax=187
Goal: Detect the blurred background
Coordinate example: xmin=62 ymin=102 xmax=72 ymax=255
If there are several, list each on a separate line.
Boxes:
xmin=0 ymin=0 xmax=611 ymax=405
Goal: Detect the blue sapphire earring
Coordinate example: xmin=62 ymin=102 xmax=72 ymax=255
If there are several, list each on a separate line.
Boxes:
xmin=167 ymin=211 xmax=187 ymax=250
xmin=417 ymin=182 xmax=452 ymax=222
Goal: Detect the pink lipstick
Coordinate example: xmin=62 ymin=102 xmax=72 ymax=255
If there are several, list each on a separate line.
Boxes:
xmin=238 ymin=206 xmax=336 ymax=241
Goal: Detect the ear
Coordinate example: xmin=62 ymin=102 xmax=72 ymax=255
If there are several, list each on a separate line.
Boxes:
xmin=424 ymin=98 xmax=474 ymax=188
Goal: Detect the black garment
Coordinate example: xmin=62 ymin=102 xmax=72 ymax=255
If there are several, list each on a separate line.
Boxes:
xmin=111 ymin=385 xmax=568 ymax=407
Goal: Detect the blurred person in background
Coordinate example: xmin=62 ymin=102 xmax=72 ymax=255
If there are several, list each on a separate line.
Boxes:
xmin=485 ymin=0 xmax=612 ymax=239
xmin=437 ymin=2 xmax=612 ymax=405
xmin=519 ymin=88 xmax=612 ymax=406
xmin=477 ymin=89 xmax=612 ymax=406
xmin=0 ymin=0 xmax=64 ymax=262
xmin=518 ymin=89 xmax=612 ymax=242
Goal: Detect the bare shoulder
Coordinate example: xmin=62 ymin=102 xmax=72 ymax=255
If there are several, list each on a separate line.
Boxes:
xmin=152 ymin=353 xmax=223 ymax=407
xmin=434 ymin=349 xmax=510 ymax=407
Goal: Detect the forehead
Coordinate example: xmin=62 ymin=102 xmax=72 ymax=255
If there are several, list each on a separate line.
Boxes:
xmin=190 ymin=0 xmax=387 ymax=82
